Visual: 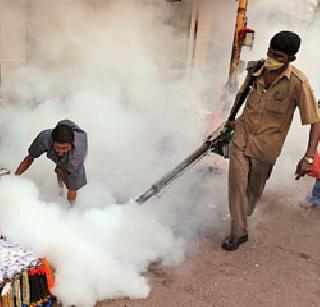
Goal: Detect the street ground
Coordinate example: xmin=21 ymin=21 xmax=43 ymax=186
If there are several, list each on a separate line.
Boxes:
xmin=98 ymin=180 xmax=320 ymax=307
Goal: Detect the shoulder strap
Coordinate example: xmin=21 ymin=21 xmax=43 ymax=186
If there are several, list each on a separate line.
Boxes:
xmin=228 ymin=60 xmax=264 ymax=121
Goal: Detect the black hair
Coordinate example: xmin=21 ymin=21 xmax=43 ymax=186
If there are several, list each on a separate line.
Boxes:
xmin=270 ymin=31 xmax=301 ymax=56
xmin=52 ymin=124 xmax=74 ymax=144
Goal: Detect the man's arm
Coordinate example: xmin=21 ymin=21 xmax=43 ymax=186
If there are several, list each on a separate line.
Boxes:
xmin=306 ymin=122 xmax=320 ymax=157
xmin=15 ymin=130 xmax=51 ymax=175
xmin=64 ymin=132 xmax=88 ymax=204
xmin=296 ymin=121 xmax=320 ymax=177
xmin=295 ymin=77 xmax=320 ymax=177
xmin=55 ymin=166 xmax=77 ymax=205
xmin=15 ymin=155 xmax=34 ymax=175
xmin=67 ymin=190 xmax=77 ymax=206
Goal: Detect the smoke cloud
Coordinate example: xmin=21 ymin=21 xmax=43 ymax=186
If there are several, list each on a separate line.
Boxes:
xmin=0 ymin=176 xmax=185 ymax=305
xmin=0 ymin=0 xmax=319 ymax=305
xmin=0 ymin=0 xmax=227 ymax=305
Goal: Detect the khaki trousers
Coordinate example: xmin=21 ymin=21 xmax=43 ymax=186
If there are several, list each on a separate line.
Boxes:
xmin=229 ymin=142 xmax=273 ymax=237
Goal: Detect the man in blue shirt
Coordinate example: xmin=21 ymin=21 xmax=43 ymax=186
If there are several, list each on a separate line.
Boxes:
xmin=15 ymin=120 xmax=88 ymax=205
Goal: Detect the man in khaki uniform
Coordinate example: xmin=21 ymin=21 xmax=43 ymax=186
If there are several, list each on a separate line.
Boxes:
xmin=222 ymin=31 xmax=320 ymax=251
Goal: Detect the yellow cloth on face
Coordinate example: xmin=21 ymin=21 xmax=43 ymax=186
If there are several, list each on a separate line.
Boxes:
xmin=263 ymin=57 xmax=285 ymax=71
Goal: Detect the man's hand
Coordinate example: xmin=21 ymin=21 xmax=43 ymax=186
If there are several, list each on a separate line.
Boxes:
xmin=225 ymin=119 xmax=237 ymax=130
xmin=15 ymin=155 xmax=34 ymax=175
xmin=55 ymin=166 xmax=70 ymax=186
xmin=295 ymin=158 xmax=313 ymax=179
xmin=67 ymin=190 xmax=76 ymax=206
xmin=55 ymin=166 xmax=76 ymax=204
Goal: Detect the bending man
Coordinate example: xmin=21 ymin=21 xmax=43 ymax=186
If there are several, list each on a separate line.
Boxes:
xmin=15 ymin=120 xmax=88 ymax=205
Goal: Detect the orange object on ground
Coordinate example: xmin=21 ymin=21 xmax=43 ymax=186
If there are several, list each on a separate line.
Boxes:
xmin=28 ymin=258 xmax=55 ymax=291
xmin=42 ymin=258 xmax=55 ymax=292
xmin=29 ymin=265 xmax=45 ymax=276
xmin=307 ymin=152 xmax=320 ymax=179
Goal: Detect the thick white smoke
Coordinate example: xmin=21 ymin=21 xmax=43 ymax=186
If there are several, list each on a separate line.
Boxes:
xmin=0 ymin=0 xmax=227 ymax=305
xmin=0 ymin=176 xmax=185 ymax=305
xmin=0 ymin=0 xmax=214 ymax=200
xmin=0 ymin=0 xmax=319 ymax=305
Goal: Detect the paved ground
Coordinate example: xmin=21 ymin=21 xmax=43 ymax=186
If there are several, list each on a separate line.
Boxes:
xmin=97 ymin=186 xmax=320 ymax=307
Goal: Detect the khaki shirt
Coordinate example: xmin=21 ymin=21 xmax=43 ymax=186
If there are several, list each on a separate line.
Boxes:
xmin=232 ymin=61 xmax=320 ymax=163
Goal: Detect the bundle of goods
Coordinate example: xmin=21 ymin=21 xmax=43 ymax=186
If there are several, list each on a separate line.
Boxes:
xmin=0 ymin=239 xmax=55 ymax=306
